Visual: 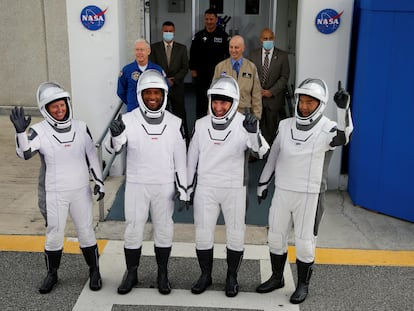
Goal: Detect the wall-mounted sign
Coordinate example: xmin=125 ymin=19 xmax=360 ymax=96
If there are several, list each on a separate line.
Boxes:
xmin=315 ymin=8 xmax=343 ymax=34
xmin=80 ymin=5 xmax=107 ymax=31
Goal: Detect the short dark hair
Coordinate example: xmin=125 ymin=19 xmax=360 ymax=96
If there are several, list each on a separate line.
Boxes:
xmin=211 ymin=94 xmax=233 ymax=103
xmin=205 ymin=8 xmax=217 ymax=17
xmin=162 ymin=21 xmax=175 ymax=28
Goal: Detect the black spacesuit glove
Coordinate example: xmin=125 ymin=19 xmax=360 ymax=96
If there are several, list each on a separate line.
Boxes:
xmin=334 ymin=81 xmax=350 ymax=109
xmin=94 ymin=184 xmax=105 ymax=201
xmin=10 ymin=106 xmax=31 ymax=133
xmin=109 ymin=114 xmax=125 ymax=137
xmin=243 ymin=108 xmax=258 ymax=133
xmin=185 ymin=190 xmax=195 ymax=210
xmin=257 ymin=189 xmax=268 ymax=205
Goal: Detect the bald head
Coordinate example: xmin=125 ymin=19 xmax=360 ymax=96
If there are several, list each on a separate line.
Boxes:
xmin=260 ymin=28 xmax=275 ymax=42
xmin=230 ymin=35 xmax=245 ymax=47
xmin=229 ymin=35 xmax=245 ymax=61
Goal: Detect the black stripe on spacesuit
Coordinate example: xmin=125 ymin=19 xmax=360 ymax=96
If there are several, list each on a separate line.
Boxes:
xmin=21 ymin=128 xmax=38 ymax=160
xmin=175 ymin=172 xmax=187 ymax=191
xmin=89 ymin=167 xmax=104 ymax=185
xmin=141 ymin=124 xmax=167 ymax=135
xmin=258 ymin=171 xmax=275 ymax=187
xmin=313 ymin=192 xmax=325 ymax=236
xmin=207 ymin=129 xmax=231 ymax=141
xmin=52 ymin=132 xmax=76 ymax=143
xmin=85 ymin=154 xmax=104 ymax=185
xmin=86 ymin=127 xmax=93 ymax=140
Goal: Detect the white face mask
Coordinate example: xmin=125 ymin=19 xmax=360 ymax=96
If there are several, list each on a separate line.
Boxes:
xmin=262 ymin=40 xmax=274 ymax=50
xmin=163 ymin=32 xmax=174 ymax=42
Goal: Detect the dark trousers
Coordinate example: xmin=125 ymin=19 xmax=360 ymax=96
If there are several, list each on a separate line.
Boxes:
xmin=168 ymin=85 xmax=189 ymax=142
xmin=194 ymin=77 xmax=211 ymax=120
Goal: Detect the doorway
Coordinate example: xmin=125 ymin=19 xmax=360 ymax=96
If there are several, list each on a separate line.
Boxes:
xmin=194 ymin=0 xmax=275 ymax=56
xmin=147 ymin=0 xmax=296 ymax=86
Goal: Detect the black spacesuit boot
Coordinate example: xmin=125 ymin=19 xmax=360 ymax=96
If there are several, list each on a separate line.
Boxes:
xmin=155 ymin=246 xmax=172 ymax=295
xmin=39 ymin=249 xmax=62 ymax=294
xmin=117 ymin=247 xmax=141 ymax=295
xmin=225 ymin=248 xmax=244 ymax=297
xmin=81 ymin=244 xmax=102 ymax=291
xmin=191 ymin=248 xmax=213 ymax=294
xmin=290 ymin=259 xmax=313 ymax=304
xmin=256 ymin=252 xmax=287 ymax=293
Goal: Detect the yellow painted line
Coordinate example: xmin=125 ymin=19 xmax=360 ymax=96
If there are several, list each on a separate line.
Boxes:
xmin=0 ymin=235 xmax=107 ymax=254
xmin=287 ymin=246 xmax=414 ymax=267
xmin=1 ymin=236 xmax=413 ymax=267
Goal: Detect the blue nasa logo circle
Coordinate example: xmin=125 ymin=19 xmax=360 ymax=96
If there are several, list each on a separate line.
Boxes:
xmin=80 ymin=5 xmax=107 ymax=31
xmin=315 ymin=8 xmax=343 ymax=34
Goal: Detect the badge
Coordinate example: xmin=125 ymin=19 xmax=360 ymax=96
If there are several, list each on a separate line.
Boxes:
xmin=131 ymin=71 xmax=140 ymax=81
xmin=242 ymin=72 xmax=252 ymax=79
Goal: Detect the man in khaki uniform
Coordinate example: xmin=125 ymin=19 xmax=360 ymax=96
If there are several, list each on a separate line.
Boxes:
xmin=213 ymin=35 xmax=262 ymax=120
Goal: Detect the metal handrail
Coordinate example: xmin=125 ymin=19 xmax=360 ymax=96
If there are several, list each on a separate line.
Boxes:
xmin=95 ymin=101 xmax=124 ymax=221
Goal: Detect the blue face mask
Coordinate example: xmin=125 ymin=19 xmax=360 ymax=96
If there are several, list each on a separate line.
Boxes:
xmin=163 ymin=32 xmax=174 ymax=42
xmin=262 ymin=40 xmax=274 ymax=50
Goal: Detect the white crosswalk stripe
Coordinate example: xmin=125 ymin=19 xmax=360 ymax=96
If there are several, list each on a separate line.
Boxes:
xmin=73 ymin=241 xmax=299 ymax=311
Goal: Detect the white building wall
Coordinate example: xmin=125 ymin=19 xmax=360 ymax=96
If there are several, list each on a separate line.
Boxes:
xmin=296 ymin=0 xmax=354 ymax=189
xmin=0 ymin=0 xmax=70 ymax=107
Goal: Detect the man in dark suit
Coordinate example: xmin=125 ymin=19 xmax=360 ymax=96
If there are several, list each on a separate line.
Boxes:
xmin=150 ymin=21 xmax=189 ymax=141
xmin=248 ymin=28 xmax=290 ymax=145
xmin=189 ymin=8 xmax=230 ymax=120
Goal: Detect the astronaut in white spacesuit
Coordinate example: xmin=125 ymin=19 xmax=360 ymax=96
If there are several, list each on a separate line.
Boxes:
xmin=106 ymin=69 xmax=187 ymax=295
xmin=187 ymin=75 xmax=269 ymax=297
xmin=256 ymin=79 xmax=353 ymax=304
xmin=9 ymin=82 xmax=105 ymax=294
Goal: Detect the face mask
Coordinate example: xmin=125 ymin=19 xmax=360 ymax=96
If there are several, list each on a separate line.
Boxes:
xmin=262 ymin=40 xmax=274 ymax=50
xmin=163 ymin=32 xmax=174 ymax=42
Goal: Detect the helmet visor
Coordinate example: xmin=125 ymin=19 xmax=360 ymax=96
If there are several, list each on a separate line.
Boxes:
xmin=142 ymin=88 xmax=165 ymax=111
xmin=211 ymin=94 xmax=233 ymax=118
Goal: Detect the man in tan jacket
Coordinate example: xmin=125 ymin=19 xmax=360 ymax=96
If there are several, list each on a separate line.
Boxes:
xmin=213 ymin=35 xmax=262 ymax=120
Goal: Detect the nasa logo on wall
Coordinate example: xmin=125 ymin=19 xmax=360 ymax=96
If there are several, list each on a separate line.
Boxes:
xmin=315 ymin=8 xmax=343 ymax=34
xmin=80 ymin=5 xmax=107 ymax=31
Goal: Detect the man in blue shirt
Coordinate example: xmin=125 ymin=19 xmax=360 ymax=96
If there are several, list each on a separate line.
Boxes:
xmin=117 ymin=38 xmax=168 ymax=112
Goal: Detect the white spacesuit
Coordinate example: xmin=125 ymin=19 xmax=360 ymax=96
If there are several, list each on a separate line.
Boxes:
xmin=256 ymin=79 xmax=353 ymax=304
xmin=10 ymin=82 xmax=104 ymax=294
xmin=106 ymin=69 xmax=187 ymax=295
xmin=187 ymin=75 xmax=269 ymax=297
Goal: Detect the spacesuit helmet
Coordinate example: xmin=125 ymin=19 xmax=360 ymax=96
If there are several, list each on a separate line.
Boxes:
xmin=137 ymin=69 xmax=168 ymax=120
xmin=36 ymin=82 xmax=72 ymax=130
xmin=207 ymin=75 xmax=240 ymax=127
xmin=294 ymin=78 xmax=328 ymax=126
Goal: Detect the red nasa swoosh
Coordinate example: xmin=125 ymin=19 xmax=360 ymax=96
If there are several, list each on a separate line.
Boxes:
xmin=332 ymin=10 xmax=344 ymax=21
xmin=321 ymin=10 xmax=343 ymax=28
xmin=95 ymin=8 xmax=108 ymax=18
xmin=85 ymin=8 xmax=108 ymax=26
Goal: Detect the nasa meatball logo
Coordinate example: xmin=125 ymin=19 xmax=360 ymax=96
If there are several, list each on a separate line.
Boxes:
xmin=315 ymin=8 xmax=343 ymax=34
xmin=80 ymin=5 xmax=107 ymax=31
